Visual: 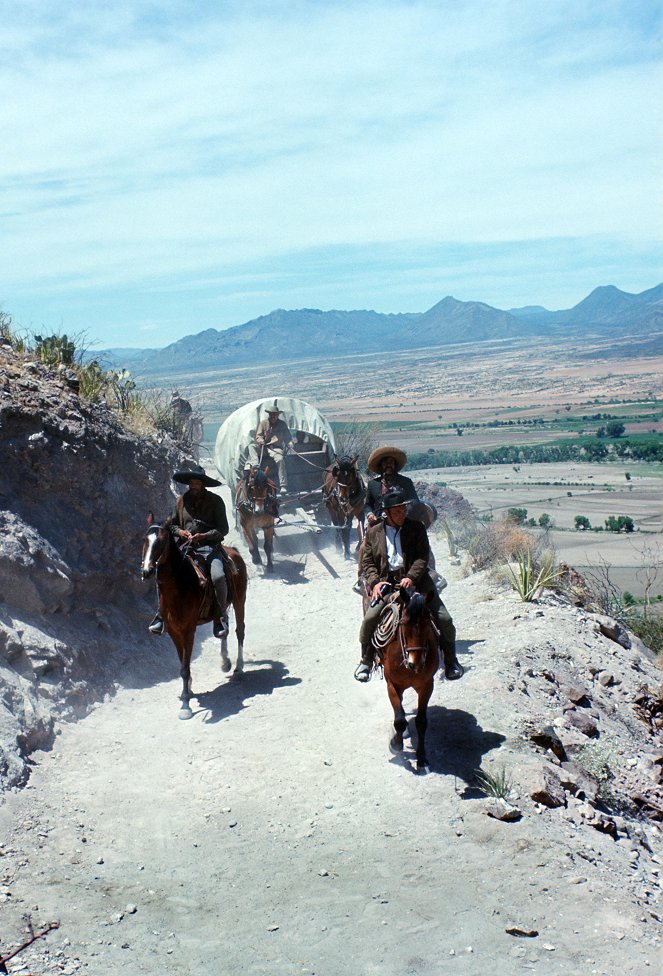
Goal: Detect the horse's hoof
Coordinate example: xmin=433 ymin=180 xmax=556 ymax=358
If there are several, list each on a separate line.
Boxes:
xmin=231 ymin=669 xmax=244 ymax=681
xmin=221 ymin=660 xmax=232 ymax=673
xmin=389 ymin=736 xmax=404 ymax=754
xmin=264 ymin=565 xmax=274 ymax=574
xmin=416 ymin=761 xmax=430 ymax=774
xmin=251 ymin=554 xmax=262 ymax=565
xmin=178 ymin=707 xmax=193 ymax=721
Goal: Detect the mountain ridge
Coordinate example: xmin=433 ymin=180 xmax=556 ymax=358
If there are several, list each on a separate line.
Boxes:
xmin=99 ymin=282 xmax=662 ymax=373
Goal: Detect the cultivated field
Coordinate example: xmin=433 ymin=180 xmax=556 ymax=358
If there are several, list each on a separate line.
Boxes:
xmin=417 ymin=461 xmax=662 ymax=598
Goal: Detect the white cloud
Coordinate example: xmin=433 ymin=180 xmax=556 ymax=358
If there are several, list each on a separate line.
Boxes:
xmin=0 ymin=1 xmax=659 ymax=343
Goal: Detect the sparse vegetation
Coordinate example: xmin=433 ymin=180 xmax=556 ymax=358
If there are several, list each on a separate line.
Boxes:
xmin=474 ymin=765 xmax=514 ymax=800
xmin=0 ymin=319 xmax=203 ymax=452
xmin=332 ymin=420 xmax=382 ymax=468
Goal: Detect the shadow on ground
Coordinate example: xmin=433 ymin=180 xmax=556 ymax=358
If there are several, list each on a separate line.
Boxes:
xmin=193 ymin=658 xmax=301 ymax=724
xmin=394 ymin=706 xmax=506 ymax=782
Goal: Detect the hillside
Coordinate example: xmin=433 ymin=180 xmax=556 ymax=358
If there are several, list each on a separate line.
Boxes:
xmin=98 ymin=281 xmax=662 ymax=376
xmin=0 ymin=351 xmax=660 ymax=973
xmin=0 ymin=341 xmax=189 ymax=788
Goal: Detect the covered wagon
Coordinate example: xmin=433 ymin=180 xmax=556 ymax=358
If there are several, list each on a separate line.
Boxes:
xmin=214 ymin=396 xmax=337 ymax=500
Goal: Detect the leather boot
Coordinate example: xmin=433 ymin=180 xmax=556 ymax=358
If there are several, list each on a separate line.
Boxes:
xmin=442 ymin=644 xmax=464 ymax=680
xmin=354 ymin=645 xmax=373 ymax=682
xmin=213 ymin=578 xmax=229 ymax=639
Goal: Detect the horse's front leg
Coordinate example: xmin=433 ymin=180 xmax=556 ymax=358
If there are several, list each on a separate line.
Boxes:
xmin=247 ymin=525 xmax=262 ymax=565
xmin=220 ymin=634 xmax=231 ymax=673
xmin=178 ymin=631 xmax=195 ymax=720
xmin=414 ymin=679 xmax=434 ymax=772
xmin=341 ymin=520 xmax=352 ymax=559
xmin=386 ymin=680 xmax=407 ymax=754
xmin=264 ymin=527 xmax=274 ymax=574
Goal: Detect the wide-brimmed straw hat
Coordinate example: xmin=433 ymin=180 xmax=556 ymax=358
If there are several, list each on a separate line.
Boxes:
xmin=367 ymin=445 xmax=407 ymax=474
xmin=264 ymin=400 xmax=284 ymax=415
xmin=173 ymin=463 xmax=221 ymax=488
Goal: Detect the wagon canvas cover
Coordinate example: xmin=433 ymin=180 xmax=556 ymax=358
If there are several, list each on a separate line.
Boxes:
xmin=214 ymin=396 xmax=337 ymax=489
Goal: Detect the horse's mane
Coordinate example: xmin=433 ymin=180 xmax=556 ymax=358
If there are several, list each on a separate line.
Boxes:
xmin=404 ymin=591 xmax=427 ymax=624
xmin=162 ymin=523 xmax=198 ymax=589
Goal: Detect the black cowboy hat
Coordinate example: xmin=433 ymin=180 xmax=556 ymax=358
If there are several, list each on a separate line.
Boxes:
xmin=173 ymin=463 xmax=221 ymax=488
xmin=382 ymin=487 xmax=407 ymax=510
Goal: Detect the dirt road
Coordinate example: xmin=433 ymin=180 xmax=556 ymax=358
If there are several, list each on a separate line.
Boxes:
xmin=0 ymin=525 xmax=659 ymax=976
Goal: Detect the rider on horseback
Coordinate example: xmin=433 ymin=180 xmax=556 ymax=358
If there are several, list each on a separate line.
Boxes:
xmin=354 ymin=487 xmax=464 ymax=683
xmin=149 ymin=463 xmax=231 ymax=639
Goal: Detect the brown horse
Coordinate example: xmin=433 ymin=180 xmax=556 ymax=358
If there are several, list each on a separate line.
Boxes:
xmin=322 ymin=454 xmax=366 ymax=558
xmin=236 ymin=466 xmax=277 ymax=572
xmin=141 ymin=516 xmax=248 ymax=719
xmin=373 ymin=588 xmax=439 ymax=772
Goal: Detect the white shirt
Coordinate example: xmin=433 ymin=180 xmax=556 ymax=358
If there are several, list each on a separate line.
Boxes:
xmin=385 ymin=524 xmax=404 ymax=570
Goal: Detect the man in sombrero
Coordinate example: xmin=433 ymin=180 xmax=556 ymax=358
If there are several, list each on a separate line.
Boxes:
xmin=365 ymin=445 xmax=421 ymax=523
xmin=248 ymin=401 xmax=295 ymax=495
xmin=148 ymin=463 xmax=230 ymax=639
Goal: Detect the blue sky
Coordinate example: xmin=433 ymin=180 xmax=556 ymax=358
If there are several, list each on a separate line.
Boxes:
xmin=1 ymin=0 xmax=660 ymax=349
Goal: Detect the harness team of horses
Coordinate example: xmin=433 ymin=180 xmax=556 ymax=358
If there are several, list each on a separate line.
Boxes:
xmin=141 ymin=404 xmax=454 ymax=771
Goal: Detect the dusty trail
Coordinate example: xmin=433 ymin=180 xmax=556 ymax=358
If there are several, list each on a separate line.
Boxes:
xmin=0 ymin=528 xmax=659 ymax=975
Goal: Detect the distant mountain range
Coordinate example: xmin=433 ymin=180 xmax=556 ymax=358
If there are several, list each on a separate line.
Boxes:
xmin=100 ymin=282 xmax=663 ymax=374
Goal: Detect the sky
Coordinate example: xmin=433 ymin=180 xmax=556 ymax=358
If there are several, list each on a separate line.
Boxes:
xmin=1 ymin=0 xmax=661 ymax=349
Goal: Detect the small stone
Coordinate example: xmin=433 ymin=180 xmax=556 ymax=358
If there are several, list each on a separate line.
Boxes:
xmin=267 ymin=924 xmax=279 ymax=932
xmin=485 ymin=799 xmax=522 ymax=822
xmin=318 ymin=869 xmax=329 ymax=877
xmin=506 ymin=925 xmax=539 ymax=938
xmin=567 ymin=875 xmax=588 ymax=884
xmin=228 ymin=821 xmax=238 ymax=828
xmin=96 ymin=857 xmax=104 ymax=865
xmin=125 ymin=904 xmax=137 ymax=914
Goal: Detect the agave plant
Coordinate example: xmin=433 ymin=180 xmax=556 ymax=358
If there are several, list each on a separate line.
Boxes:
xmin=474 ymin=765 xmax=513 ymax=800
xmin=506 ymin=550 xmax=562 ymax=602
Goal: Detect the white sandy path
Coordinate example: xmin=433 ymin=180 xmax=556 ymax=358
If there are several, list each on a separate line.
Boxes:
xmin=0 ymin=528 xmax=658 ymax=976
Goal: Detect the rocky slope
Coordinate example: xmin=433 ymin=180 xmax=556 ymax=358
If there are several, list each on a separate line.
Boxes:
xmin=0 ymin=341 xmax=188 ymax=788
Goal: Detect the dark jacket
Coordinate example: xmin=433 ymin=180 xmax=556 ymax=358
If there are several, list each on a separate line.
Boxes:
xmin=173 ymin=488 xmax=229 ymax=547
xmin=365 ymin=471 xmax=419 ymax=517
xmin=362 ymin=516 xmax=434 ymax=594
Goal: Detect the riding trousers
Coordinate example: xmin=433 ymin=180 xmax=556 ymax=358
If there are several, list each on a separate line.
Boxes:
xmin=248 ymin=443 xmax=288 ymax=490
xmin=194 ymin=545 xmax=226 ymax=609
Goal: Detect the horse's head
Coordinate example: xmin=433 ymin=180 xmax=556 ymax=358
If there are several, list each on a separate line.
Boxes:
xmin=398 ymin=588 xmax=436 ymax=673
xmin=245 ymin=466 xmax=273 ymax=513
xmin=141 ymin=516 xmax=172 ymax=580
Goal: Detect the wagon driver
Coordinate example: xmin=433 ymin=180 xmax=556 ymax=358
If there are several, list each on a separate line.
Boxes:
xmin=248 ymin=401 xmax=295 ymax=494
xmin=149 ymin=463 xmax=230 ymax=639
xmin=354 ymin=487 xmax=464 ymax=682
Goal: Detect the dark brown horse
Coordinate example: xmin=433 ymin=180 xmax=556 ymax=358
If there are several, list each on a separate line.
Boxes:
xmin=141 ymin=516 xmax=248 ymax=719
xmin=235 ymin=466 xmax=277 ymax=572
xmin=372 ymin=588 xmax=439 ymax=771
xmin=322 ymin=454 xmax=366 ymax=558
